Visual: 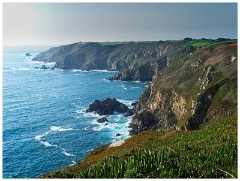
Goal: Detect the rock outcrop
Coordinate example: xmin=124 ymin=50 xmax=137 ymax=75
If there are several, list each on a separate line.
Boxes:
xmin=86 ymin=98 xmax=129 ymax=115
xmin=35 ymin=65 xmax=54 ymax=70
xmin=97 ymin=117 xmax=109 ymax=123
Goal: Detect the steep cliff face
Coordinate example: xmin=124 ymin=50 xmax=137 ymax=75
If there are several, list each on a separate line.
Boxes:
xmin=107 ymin=43 xmax=196 ymax=81
xmin=109 ymin=57 xmax=168 ymax=81
xmin=130 ymin=42 xmax=237 ymax=135
xmin=32 ymin=41 xmax=196 ymax=80
xmin=53 ymin=43 xmax=115 ymax=70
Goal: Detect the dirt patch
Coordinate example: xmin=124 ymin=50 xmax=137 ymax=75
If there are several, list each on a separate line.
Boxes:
xmin=109 ymin=141 xmax=125 ymax=147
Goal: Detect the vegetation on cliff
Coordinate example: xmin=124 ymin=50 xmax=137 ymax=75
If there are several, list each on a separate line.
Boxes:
xmin=131 ymin=42 xmax=237 ymax=134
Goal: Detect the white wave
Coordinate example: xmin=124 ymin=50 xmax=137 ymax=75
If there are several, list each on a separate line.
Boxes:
xmin=76 ymin=108 xmax=86 ymax=114
xmin=34 ymin=61 xmax=55 ymax=66
xmin=92 ymin=126 xmax=103 ymax=132
xmin=35 ymin=126 xmax=77 ymax=147
xmin=92 ymin=120 xmax=118 ymax=132
xmin=90 ymin=69 xmax=117 ymax=73
xmin=14 ymin=67 xmax=31 ymax=71
xmin=121 ymin=84 xmax=127 ymax=90
xmin=35 ymin=131 xmax=49 ymax=141
xmin=84 ymin=126 xmax=91 ymax=130
xmin=71 ymin=69 xmax=87 ymax=73
xmin=83 ymin=112 xmax=103 ymax=118
xmin=109 ymin=116 xmax=133 ymax=142
xmin=86 ymin=148 xmax=94 ymax=153
xmin=31 ymin=61 xmax=45 ymax=64
xmin=72 ymin=160 xmax=76 ymax=164
xmin=131 ymin=86 xmax=140 ymax=89
xmin=69 ymin=160 xmax=76 ymax=166
xmin=62 ymin=150 xmax=75 ymax=157
xmin=50 ymin=126 xmax=76 ymax=132
xmin=35 ymin=135 xmax=42 ymax=141
xmin=91 ymin=119 xmax=105 ymax=125
xmin=71 ymin=69 xmax=116 ymax=73
xmin=92 ymin=121 xmax=110 ymax=131
xmin=133 ymin=81 xmax=141 ymax=83
xmin=40 ymin=141 xmax=56 ymax=147
xmin=117 ymin=99 xmax=136 ymax=108
xmin=91 ymin=120 xmax=98 ymax=125
xmin=55 ymin=68 xmax=63 ymax=71
xmin=107 ymin=114 xmax=120 ymax=122
xmin=25 ymin=58 xmax=55 ymax=65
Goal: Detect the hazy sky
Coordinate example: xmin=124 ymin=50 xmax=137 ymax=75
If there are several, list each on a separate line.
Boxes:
xmin=3 ymin=3 xmax=237 ymax=45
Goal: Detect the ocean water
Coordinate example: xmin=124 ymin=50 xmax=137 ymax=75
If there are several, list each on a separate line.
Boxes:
xmin=2 ymin=46 xmax=148 ymax=178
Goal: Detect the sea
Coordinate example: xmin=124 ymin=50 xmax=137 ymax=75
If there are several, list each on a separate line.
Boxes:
xmin=2 ymin=45 xmax=148 ymax=178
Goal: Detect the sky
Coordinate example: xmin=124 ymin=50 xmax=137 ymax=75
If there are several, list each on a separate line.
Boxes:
xmin=2 ymin=3 xmax=238 ymax=45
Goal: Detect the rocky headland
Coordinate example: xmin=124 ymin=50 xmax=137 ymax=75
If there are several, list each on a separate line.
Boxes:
xmin=32 ymin=41 xmax=196 ymax=81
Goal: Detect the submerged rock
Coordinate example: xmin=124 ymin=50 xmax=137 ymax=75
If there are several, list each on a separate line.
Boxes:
xmin=35 ymin=65 xmax=52 ymax=70
xmin=97 ymin=117 xmax=109 ymax=123
xmin=86 ymin=98 xmax=129 ymax=115
xmin=41 ymin=65 xmax=48 ymax=69
xmin=25 ymin=53 xmax=31 ymax=56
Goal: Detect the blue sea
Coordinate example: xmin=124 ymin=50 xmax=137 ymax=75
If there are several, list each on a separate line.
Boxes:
xmin=2 ymin=45 xmax=148 ymax=178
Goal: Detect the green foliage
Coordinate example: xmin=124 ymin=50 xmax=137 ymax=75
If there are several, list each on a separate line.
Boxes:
xmin=45 ymin=115 xmax=237 ymax=178
xmin=99 ymin=42 xmax=129 ymax=46
xmin=185 ymin=39 xmax=237 ymax=47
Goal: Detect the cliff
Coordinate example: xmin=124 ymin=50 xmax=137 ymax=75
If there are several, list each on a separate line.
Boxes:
xmin=130 ymin=42 xmax=237 ymax=134
xmin=32 ymin=41 xmax=196 ymax=80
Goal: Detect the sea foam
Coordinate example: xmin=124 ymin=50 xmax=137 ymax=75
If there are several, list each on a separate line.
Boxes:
xmin=62 ymin=149 xmax=75 ymax=157
xmin=40 ymin=141 xmax=56 ymax=147
xmin=50 ymin=126 xmax=75 ymax=132
xmin=14 ymin=67 xmax=31 ymax=71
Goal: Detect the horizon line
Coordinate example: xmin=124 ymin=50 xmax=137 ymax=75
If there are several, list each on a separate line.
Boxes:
xmin=3 ymin=37 xmax=237 ymax=47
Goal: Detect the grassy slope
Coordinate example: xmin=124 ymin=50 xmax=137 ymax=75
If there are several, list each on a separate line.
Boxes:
xmin=40 ymin=40 xmax=237 ymax=178
xmin=42 ymin=114 xmax=237 ymax=178
xmin=185 ymin=39 xmax=236 ymax=47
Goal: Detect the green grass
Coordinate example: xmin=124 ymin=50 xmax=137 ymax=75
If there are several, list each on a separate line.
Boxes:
xmin=186 ymin=39 xmax=237 ymax=47
xmin=99 ymin=42 xmax=129 ymax=46
xmin=42 ymin=115 xmax=237 ymax=178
